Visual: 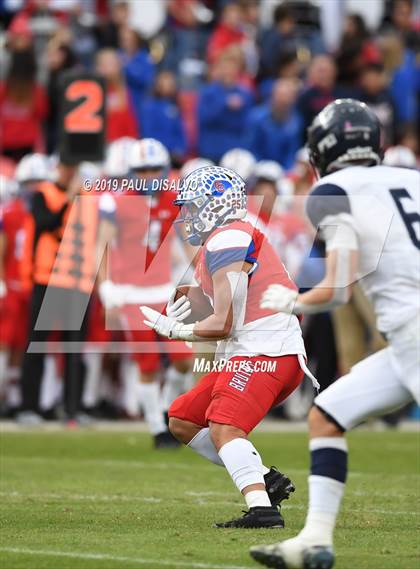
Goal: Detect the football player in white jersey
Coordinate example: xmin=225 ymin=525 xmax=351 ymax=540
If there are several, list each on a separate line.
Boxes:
xmin=250 ymin=99 xmax=420 ymax=569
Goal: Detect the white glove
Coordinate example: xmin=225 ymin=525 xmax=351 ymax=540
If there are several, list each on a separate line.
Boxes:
xmin=0 ymin=280 xmax=6 ymax=299
xmin=166 ymin=290 xmax=191 ymax=322
xmin=260 ymin=284 xmax=298 ymax=313
xmin=98 ymin=280 xmax=124 ymax=310
xmin=140 ymin=306 xmax=197 ymax=341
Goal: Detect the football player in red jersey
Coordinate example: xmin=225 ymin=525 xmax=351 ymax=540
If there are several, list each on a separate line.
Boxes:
xmin=97 ymin=138 xmax=193 ymax=448
xmin=0 ymin=175 xmax=29 ymax=399
xmin=140 ymin=166 xmax=318 ymax=528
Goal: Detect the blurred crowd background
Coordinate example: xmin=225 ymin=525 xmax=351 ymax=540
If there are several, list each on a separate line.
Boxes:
xmin=0 ymin=0 xmax=419 ymax=430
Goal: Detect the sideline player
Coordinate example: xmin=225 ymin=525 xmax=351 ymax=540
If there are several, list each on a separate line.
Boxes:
xmin=0 ymin=154 xmax=50 ymax=407
xmin=97 ymin=138 xmax=193 ymax=448
xmin=140 ymin=165 xmax=319 ymax=528
xmin=250 ymin=99 xmax=420 ymax=568
xmin=0 ymin=175 xmax=28 ymax=398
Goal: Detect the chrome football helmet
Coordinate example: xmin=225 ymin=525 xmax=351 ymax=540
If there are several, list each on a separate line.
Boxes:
xmin=175 ymin=165 xmax=246 ymax=245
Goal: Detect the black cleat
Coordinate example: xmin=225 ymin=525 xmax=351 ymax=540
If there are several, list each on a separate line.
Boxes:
xmin=250 ymin=545 xmax=288 ymax=568
xmin=264 ymin=467 xmax=295 ymax=508
xmin=214 ymin=506 xmax=284 ymax=529
xmin=154 ymin=430 xmax=181 ymax=449
xmin=249 ymin=543 xmax=335 ymax=569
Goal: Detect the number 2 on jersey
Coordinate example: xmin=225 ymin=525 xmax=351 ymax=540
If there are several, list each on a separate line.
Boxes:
xmin=389 ymin=189 xmax=420 ymax=250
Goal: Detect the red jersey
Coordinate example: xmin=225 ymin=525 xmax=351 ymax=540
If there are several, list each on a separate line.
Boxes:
xmin=195 ymin=220 xmax=296 ymax=326
xmin=0 ymin=197 xmax=28 ymax=291
xmin=248 ymin=198 xmax=311 ymax=279
xmin=99 ymin=189 xmax=179 ymax=288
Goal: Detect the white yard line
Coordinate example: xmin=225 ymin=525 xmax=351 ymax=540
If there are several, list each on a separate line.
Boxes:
xmin=3 ymin=455 xmax=420 ymax=480
xmin=1 ymin=490 xmax=418 ymax=517
xmin=0 ymin=491 xmax=161 ymax=503
xmin=1 ymin=419 xmax=418 ymax=433
xmin=0 ymin=547 xmax=252 ymax=569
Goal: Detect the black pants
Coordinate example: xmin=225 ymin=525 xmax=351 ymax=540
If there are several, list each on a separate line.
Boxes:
xmin=304 ymin=313 xmax=338 ymax=391
xmin=20 ymin=284 xmax=90 ymax=418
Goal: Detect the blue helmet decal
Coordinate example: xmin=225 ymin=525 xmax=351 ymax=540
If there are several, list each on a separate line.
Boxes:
xmin=211 ymin=179 xmax=232 ymax=196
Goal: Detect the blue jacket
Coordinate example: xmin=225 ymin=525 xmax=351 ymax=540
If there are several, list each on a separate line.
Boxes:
xmin=390 ymin=50 xmax=419 ymax=123
xmin=139 ymin=97 xmax=187 ymax=157
xmin=246 ymin=104 xmax=303 ymax=170
xmin=123 ymin=48 xmax=156 ymax=133
xmin=197 ymin=81 xmax=254 ymax=161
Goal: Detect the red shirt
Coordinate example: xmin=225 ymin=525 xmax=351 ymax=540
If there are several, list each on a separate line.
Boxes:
xmin=0 ymin=83 xmax=48 ymax=151
xmin=0 ymin=197 xmax=28 ymax=291
xmin=105 ymin=84 xmax=138 ymax=142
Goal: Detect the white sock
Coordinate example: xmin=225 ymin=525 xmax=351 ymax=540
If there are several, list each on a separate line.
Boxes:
xmin=138 ymin=382 xmax=166 ymax=435
xmin=83 ymin=353 xmax=102 ymax=408
xmin=40 ymin=356 xmax=60 ymax=411
xmin=299 ymin=475 xmax=344 ymax=545
xmin=162 ymin=367 xmax=187 ymax=410
xmin=121 ymin=360 xmax=141 ymax=417
xmin=188 ymin=428 xmax=224 ymax=466
xmin=299 ymin=437 xmax=347 ymax=546
xmin=245 ymin=490 xmax=271 ymax=508
xmin=8 ymin=366 xmax=19 ymax=381
xmin=0 ymin=351 xmax=8 ymax=394
xmin=218 ymin=438 xmax=268 ymax=494
xmin=188 ymin=429 xmax=270 ymax=474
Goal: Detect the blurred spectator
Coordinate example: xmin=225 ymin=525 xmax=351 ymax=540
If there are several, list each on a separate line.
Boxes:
xmin=95 ymin=48 xmax=138 ymax=142
xmin=120 ymin=27 xmax=156 ymax=133
xmin=359 ymin=62 xmax=396 ymax=147
xmin=335 ymin=13 xmax=381 ymax=87
xmin=259 ymin=3 xmax=323 ymax=78
xmin=259 ymin=50 xmax=301 ymax=102
xmin=380 ymin=34 xmax=420 ymax=125
xmin=45 ymin=40 xmax=78 ymax=153
xmin=297 ymin=55 xmax=340 ymax=132
xmin=197 ymin=55 xmax=253 ymax=162
xmin=384 ymin=0 xmax=420 ymax=52
xmin=5 ymin=11 xmax=33 ymax=54
xmin=139 ymin=71 xmax=187 ymax=166
xmin=0 ymin=49 xmax=48 ymax=161
xmin=246 ymin=78 xmax=302 ymax=170
xmin=207 ymin=1 xmax=246 ymax=65
xmin=166 ymin=0 xmax=213 ymax=89
xmin=65 ymin=7 xmax=97 ymax=68
xmin=95 ymin=0 xmax=128 ymax=49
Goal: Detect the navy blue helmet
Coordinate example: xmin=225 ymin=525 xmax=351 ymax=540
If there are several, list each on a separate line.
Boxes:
xmin=307 ymin=99 xmax=382 ymax=177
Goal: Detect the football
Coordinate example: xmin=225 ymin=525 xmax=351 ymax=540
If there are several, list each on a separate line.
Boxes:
xmin=174 ymin=285 xmax=213 ymax=323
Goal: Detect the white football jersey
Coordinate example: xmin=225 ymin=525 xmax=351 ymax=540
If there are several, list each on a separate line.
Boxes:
xmin=307 ymin=165 xmax=420 ymax=333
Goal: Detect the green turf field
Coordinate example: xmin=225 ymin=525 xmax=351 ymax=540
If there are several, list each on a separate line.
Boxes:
xmin=0 ymin=429 xmax=419 ymax=569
